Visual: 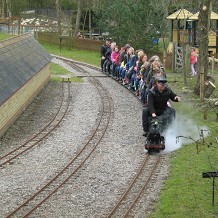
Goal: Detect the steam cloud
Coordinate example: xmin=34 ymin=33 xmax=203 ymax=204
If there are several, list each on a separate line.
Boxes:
xmin=162 ymin=113 xmax=209 ymax=153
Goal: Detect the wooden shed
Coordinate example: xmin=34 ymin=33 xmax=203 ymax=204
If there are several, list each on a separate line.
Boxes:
xmin=0 ymin=34 xmax=52 ymax=137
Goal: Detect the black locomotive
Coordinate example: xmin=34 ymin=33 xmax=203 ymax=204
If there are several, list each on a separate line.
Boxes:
xmin=144 ymin=113 xmax=174 ymax=153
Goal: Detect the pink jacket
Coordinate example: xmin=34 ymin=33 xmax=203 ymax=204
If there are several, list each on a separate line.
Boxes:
xmin=111 ymin=51 xmax=119 ymax=64
xmin=190 ymin=51 xmax=197 ymax=64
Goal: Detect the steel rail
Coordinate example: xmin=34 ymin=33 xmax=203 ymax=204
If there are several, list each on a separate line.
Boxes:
xmin=0 ymin=81 xmax=71 ymax=167
xmin=6 ymin=61 xmax=112 ymax=218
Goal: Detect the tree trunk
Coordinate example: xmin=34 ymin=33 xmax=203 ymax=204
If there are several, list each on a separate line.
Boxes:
xmin=194 ymin=0 xmax=212 ymax=98
xmin=82 ymin=10 xmax=88 ymax=34
xmin=56 ymin=0 xmax=61 ymax=38
xmin=5 ymin=0 xmax=11 ymax=17
xmin=204 ymin=76 xmax=216 ymax=98
xmin=75 ymin=0 xmax=82 ymax=37
xmin=89 ymin=6 xmax=92 ymax=39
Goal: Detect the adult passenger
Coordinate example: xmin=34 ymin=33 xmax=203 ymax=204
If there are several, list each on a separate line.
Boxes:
xmin=142 ymin=77 xmax=181 ymax=136
xmin=100 ymin=38 xmax=111 ymax=72
xmin=104 ymin=42 xmax=116 ymax=75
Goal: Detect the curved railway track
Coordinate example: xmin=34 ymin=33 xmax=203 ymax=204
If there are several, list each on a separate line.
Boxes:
xmin=62 ymin=59 xmax=165 ymax=217
xmin=0 ymin=81 xmax=71 ymax=168
xmin=106 ymin=154 xmax=161 ymax=217
xmin=53 ymin=58 xmax=165 ymax=217
xmin=4 ymin=57 xmax=166 ymax=217
xmin=6 ymin=61 xmax=113 ymax=217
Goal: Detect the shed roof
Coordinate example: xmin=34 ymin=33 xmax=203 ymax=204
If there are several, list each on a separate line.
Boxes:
xmin=188 ymin=11 xmax=218 ymax=20
xmin=0 ymin=34 xmax=52 ymax=105
xmin=167 ymin=9 xmax=194 ymax=20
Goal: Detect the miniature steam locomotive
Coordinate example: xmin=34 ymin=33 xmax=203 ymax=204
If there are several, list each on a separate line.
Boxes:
xmin=144 ymin=113 xmax=174 ymax=153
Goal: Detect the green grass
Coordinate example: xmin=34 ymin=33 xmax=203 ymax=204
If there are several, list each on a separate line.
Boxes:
xmin=50 ymin=62 xmax=83 ymax=83
xmin=0 ymin=32 xmax=15 ymax=40
xmin=152 ymin=143 xmax=218 ymax=218
xmin=41 ymin=42 xmax=100 ymax=67
xmin=150 ymin=74 xmax=218 ymax=218
xmin=42 ymin=42 xmax=99 ymax=82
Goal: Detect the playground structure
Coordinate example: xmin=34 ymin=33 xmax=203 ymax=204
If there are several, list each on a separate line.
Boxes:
xmin=166 ymin=9 xmax=218 ymax=73
xmin=167 ymin=9 xmax=218 ymax=56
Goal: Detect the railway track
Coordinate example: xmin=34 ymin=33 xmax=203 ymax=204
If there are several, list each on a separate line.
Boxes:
xmin=106 ymin=154 xmax=161 ymax=217
xmin=54 ymin=58 xmax=165 ymax=217
xmin=4 ymin=57 xmax=166 ymax=217
xmin=0 ymin=81 xmax=71 ymax=168
xmin=6 ymin=61 xmax=113 ymax=217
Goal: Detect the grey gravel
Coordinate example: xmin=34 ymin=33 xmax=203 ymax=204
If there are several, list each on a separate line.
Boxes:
xmin=0 ymin=60 xmax=170 ymax=217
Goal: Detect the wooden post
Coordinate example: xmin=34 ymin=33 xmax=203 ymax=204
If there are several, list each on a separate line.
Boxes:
xmin=216 ymin=20 xmax=218 ymax=55
xmin=200 ymin=66 xmax=204 ymax=102
xmin=211 ymin=56 xmax=214 ymax=76
xmin=172 ymin=42 xmax=176 ymax=73
xmin=182 ymin=45 xmax=187 ymax=85
xmin=185 ymin=45 xmax=191 ymax=78
xmin=163 ymin=51 xmax=166 ymax=67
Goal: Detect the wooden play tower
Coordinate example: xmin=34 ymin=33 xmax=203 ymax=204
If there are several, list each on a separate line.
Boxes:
xmin=167 ymin=9 xmax=218 ymax=56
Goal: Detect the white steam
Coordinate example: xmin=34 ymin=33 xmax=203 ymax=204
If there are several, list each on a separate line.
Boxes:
xmin=162 ymin=114 xmax=209 ymax=154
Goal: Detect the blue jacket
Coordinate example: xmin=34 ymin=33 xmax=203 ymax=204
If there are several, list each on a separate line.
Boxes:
xmin=125 ymin=55 xmax=138 ymax=71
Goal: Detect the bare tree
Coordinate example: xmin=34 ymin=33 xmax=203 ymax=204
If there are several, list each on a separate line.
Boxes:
xmin=56 ymin=0 xmax=62 ymax=38
xmin=5 ymin=0 xmax=11 ymax=17
xmin=88 ymin=1 xmax=92 ymax=39
xmin=74 ymin=0 xmax=82 ymax=37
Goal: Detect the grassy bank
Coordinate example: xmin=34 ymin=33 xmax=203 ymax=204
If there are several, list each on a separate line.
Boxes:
xmin=153 ymin=76 xmax=218 ymax=217
xmin=41 ymin=42 xmax=100 ymax=67
xmin=0 ymin=32 xmax=14 ymax=40
xmin=41 ymin=44 xmax=218 ymax=218
xmin=50 ymin=62 xmax=83 ymax=83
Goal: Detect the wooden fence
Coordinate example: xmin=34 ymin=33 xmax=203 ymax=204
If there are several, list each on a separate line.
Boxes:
xmin=36 ymin=32 xmax=218 ymax=75
xmin=169 ymin=43 xmax=218 ymax=75
xmin=36 ymin=32 xmax=103 ymax=52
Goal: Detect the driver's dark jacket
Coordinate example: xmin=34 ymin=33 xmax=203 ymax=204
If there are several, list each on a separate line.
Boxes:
xmin=148 ymin=85 xmax=177 ymax=115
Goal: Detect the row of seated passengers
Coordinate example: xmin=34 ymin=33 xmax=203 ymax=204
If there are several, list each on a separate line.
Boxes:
xmin=100 ymin=42 xmax=166 ymax=105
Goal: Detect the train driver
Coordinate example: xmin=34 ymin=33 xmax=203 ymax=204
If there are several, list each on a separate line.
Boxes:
xmin=142 ymin=77 xmax=181 ymax=136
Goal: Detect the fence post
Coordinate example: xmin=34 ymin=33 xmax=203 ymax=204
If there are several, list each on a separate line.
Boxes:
xmin=172 ymin=42 xmax=175 ymax=73
xmin=163 ymin=51 xmax=166 ymax=67
xmin=185 ymin=45 xmax=191 ymax=78
xmin=211 ymin=56 xmax=215 ymax=76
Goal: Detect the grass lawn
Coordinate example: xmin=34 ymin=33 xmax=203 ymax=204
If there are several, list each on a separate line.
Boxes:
xmin=50 ymin=62 xmax=83 ymax=83
xmin=0 ymin=32 xmax=15 ymax=40
xmin=151 ymin=75 xmax=218 ymax=217
xmin=41 ymin=42 xmax=100 ymax=67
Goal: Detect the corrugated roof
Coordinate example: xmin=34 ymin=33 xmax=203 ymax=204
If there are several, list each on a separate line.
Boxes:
xmin=188 ymin=11 xmax=218 ymax=20
xmin=167 ymin=9 xmax=194 ymax=20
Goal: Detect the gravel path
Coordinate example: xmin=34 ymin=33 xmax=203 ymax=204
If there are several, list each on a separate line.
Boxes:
xmin=0 ymin=61 xmax=170 ymax=217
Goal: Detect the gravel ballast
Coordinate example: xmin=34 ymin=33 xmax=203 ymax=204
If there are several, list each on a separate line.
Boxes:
xmin=0 ymin=62 xmax=170 ymax=217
